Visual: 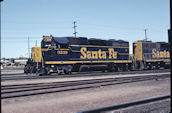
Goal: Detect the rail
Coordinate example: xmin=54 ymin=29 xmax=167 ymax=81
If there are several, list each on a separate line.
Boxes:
xmin=77 ymin=95 xmax=171 ymax=113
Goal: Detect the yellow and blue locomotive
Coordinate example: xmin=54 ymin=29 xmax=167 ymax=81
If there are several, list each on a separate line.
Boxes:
xmin=133 ymin=40 xmax=170 ymax=70
xmin=24 ymin=35 xmax=132 ymax=75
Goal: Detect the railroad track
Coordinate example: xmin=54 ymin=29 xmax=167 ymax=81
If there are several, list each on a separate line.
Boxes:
xmin=1 ymin=69 xmax=170 ymax=81
xmin=1 ymin=73 xmax=170 ymax=99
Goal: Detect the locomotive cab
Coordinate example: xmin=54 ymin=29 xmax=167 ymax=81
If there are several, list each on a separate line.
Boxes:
xmin=41 ymin=36 xmax=72 ymax=75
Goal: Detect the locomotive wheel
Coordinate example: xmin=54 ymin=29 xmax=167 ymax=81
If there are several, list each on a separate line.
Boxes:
xmin=122 ymin=67 xmax=127 ymax=71
xmin=102 ymin=69 xmax=107 ymax=72
xmin=108 ymin=66 xmax=115 ymax=72
xmin=68 ymin=71 xmax=72 ymax=74
xmin=63 ymin=65 xmax=73 ymax=74
xmin=64 ymin=71 xmax=72 ymax=74
xmin=46 ymin=69 xmax=51 ymax=75
xmin=46 ymin=70 xmax=51 ymax=75
xmin=64 ymin=70 xmax=68 ymax=74
xmin=57 ymin=70 xmax=63 ymax=75
xmin=113 ymin=64 xmax=118 ymax=72
xmin=24 ymin=66 xmax=29 ymax=74
xmin=44 ymin=66 xmax=51 ymax=75
xmin=58 ymin=72 xmax=62 ymax=75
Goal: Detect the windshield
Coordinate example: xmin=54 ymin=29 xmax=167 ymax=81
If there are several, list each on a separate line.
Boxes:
xmin=44 ymin=43 xmax=51 ymax=47
xmin=41 ymin=41 xmax=52 ymax=48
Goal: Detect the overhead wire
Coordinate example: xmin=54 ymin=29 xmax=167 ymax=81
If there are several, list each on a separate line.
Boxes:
xmin=1 ymin=22 xmax=168 ymax=43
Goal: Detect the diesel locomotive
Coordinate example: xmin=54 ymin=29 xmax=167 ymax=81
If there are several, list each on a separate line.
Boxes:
xmin=24 ymin=35 xmax=170 ymax=75
xmin=133 ymin=40 xmax=170 ymax=70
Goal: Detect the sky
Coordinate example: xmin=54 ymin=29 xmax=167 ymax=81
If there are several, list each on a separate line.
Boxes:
xmin=1 ymin=0 xmax=170 ymax=58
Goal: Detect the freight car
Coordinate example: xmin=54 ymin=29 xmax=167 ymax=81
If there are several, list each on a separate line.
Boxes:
xmin=24 ymin=35 xmax=132 ymax=75
xmin=133 ymin=40 xmax=170 ymax=70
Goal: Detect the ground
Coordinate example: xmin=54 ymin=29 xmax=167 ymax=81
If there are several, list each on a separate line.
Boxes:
xmin=2 ymin=77 xmax=170 ymax=113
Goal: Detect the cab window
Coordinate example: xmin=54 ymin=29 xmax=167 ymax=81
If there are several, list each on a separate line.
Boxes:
xmin=58 ymin=43 xmax=68 ymax=48
xmin=44 ymin=43 xmax=51 ymax=47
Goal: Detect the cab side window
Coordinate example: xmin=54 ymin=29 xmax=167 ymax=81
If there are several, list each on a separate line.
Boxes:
xmin=51 ymin=41 xmax=56 ymax=47
xmin=59 ymin=43 xmax=68 ymax=48
xmin=44 ymin=43 xmax=51 ymax=47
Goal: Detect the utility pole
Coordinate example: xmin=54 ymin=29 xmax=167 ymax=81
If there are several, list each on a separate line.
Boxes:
xmin=144 ymin=29 xmax=147 ymax=41
xmin=73 ymin=21 xmax=77 ymax=38
xmin=28 ymin=37 xmax=30 ymax=58
xmin=35 ymin=40 xmax=37 ymax=46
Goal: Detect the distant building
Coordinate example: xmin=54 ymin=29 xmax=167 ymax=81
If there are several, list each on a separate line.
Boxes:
xmin=0 ymin=59 xmax=14 ymax=66
xmin=14 ymin=58 xmax=28 ymax=66
xmin=0 ymin=57 xmax=28 ymax=66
